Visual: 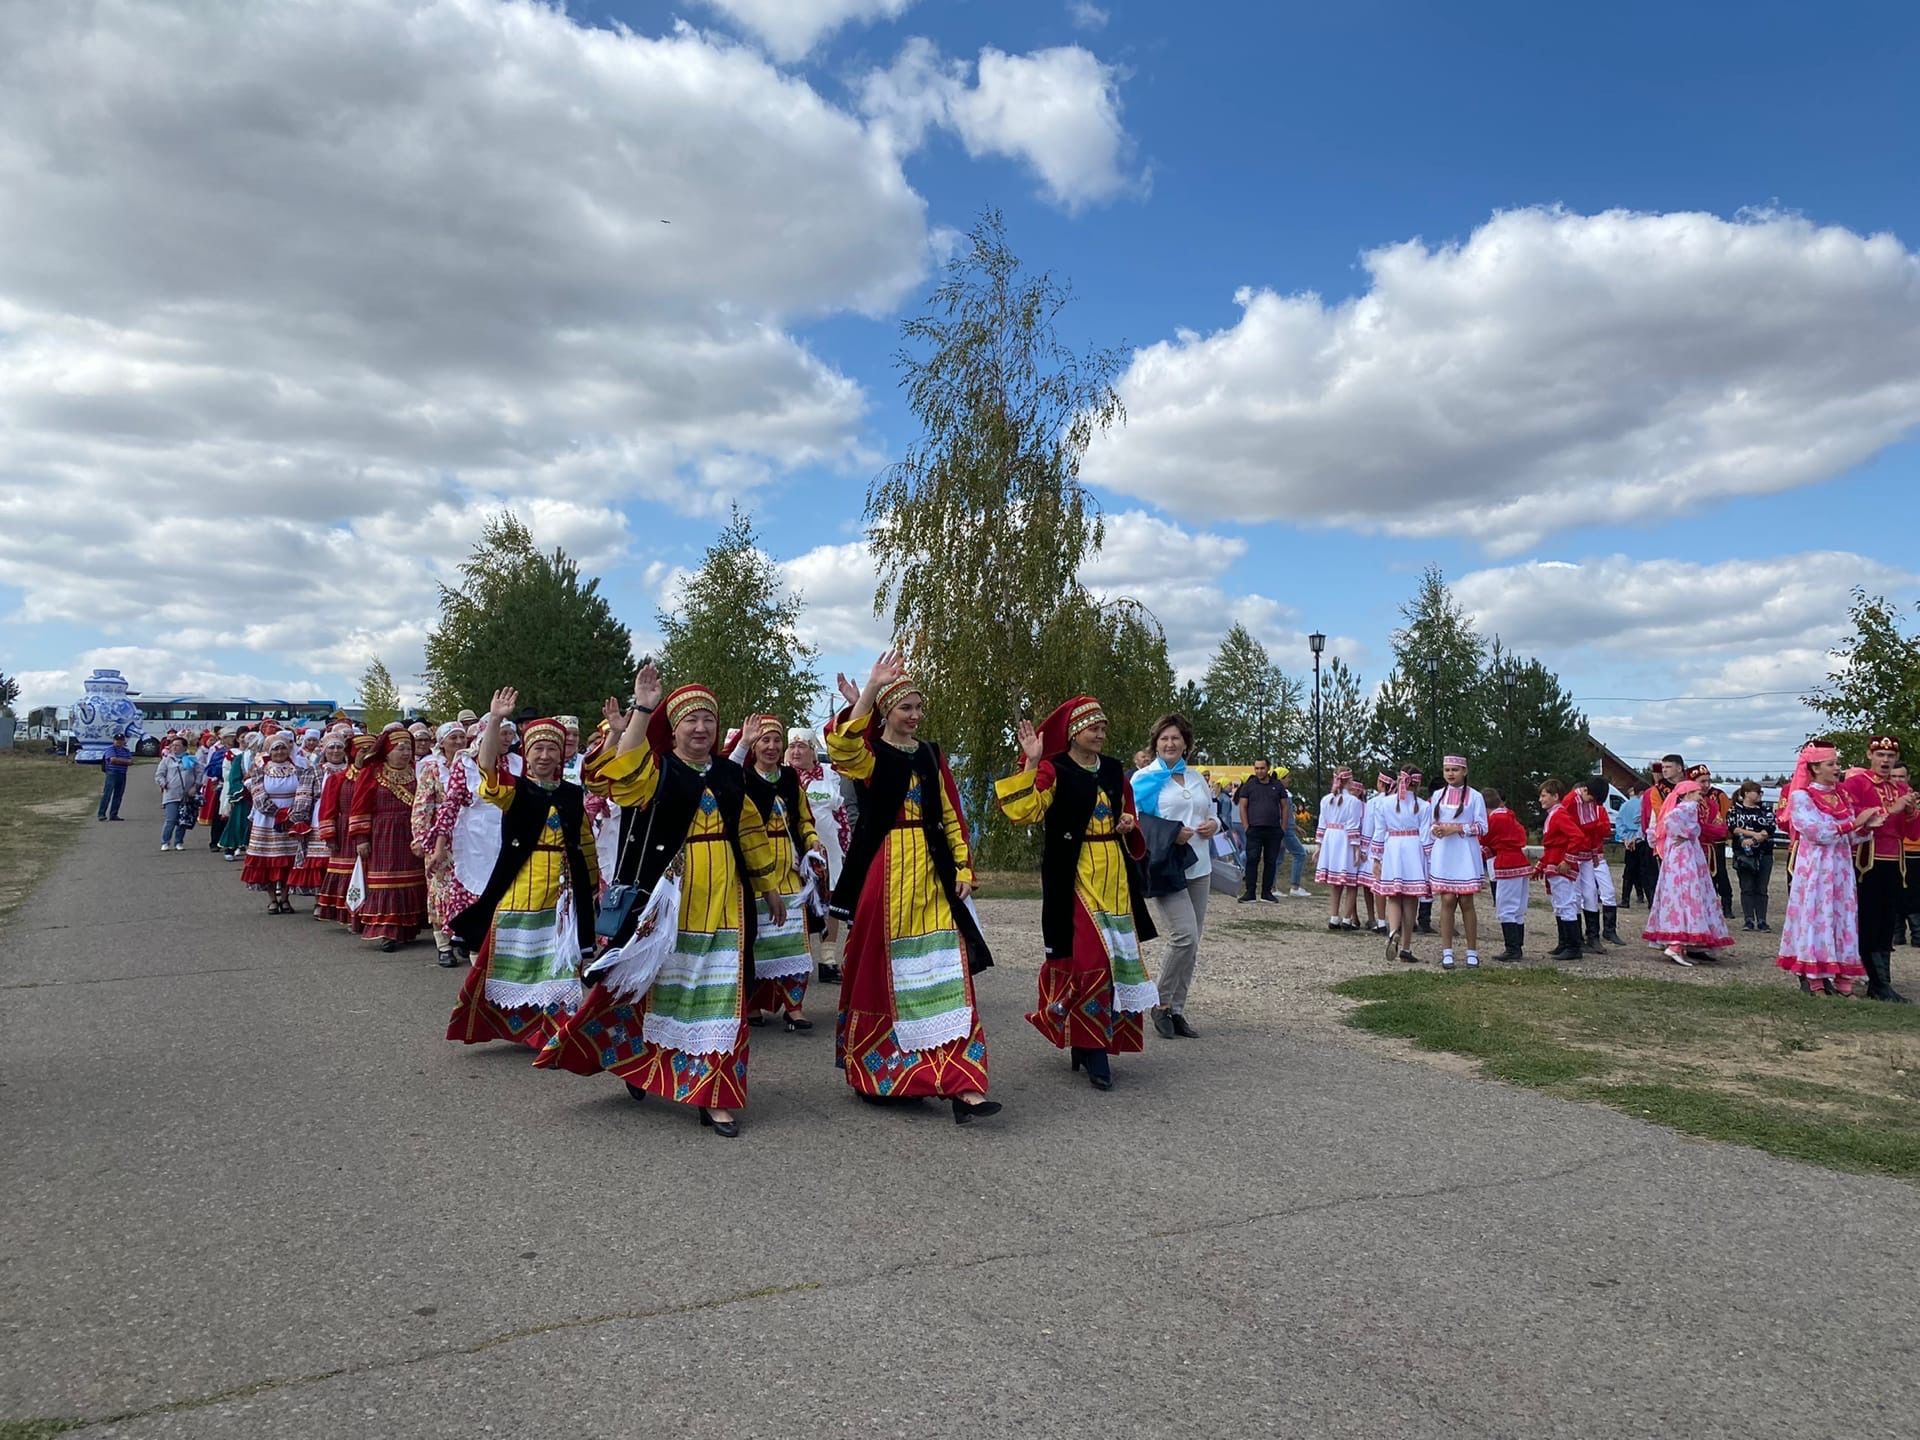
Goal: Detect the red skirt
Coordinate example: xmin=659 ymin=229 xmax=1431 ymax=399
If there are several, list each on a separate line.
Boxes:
xmin=536 ymin=983 xmax=751 ymax=1110
xmin=287 ymin=851 xmax=329 ymax=894
xmin=314 ymin=851 xmax=355 ymax=923
xmin=835 ymin=851 xmax=989 ymax=1099
xmin=240 ymin=854 xmax=297 ymax=889
xmin=750 ymin=973 xmax=809 ymax=1016
xmin=198 ymin=778 xmax=223 ymax=825
xmin=348 ymin=815 xmax=427 ymax=943
xmin=1025 ymin=899 xmax=1143 ymax=1054
xmin=446 ymin=938 xmax=559 ymax=1049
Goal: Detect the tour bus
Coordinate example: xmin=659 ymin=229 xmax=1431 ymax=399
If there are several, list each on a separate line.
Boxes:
xmin=132 ymin=696 xmax=348 ymax=750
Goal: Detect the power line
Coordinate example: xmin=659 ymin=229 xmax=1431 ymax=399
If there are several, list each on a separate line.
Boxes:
xmin=1574 ymin=688 xmax=1822 ymax=703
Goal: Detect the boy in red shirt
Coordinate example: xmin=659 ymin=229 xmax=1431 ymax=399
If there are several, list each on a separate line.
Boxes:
xmin=1481 ymin=786 xmax=1531 ymax=960
xmin=1537 ymin=779 xmax=1588 ymax=960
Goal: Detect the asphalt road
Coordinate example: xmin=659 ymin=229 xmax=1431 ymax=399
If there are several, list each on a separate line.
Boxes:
xmin=4 ymin=781 xmax=1917 ymax=1438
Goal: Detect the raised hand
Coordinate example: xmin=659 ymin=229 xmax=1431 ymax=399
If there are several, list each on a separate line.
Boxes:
xmin=1016 ymin=718 xmax=1044 ymax=762
xmin=633 ymin=661 xmax=662 ymax=711
xmin=864 ymin=647 xmax=905 ymax=695
xmin=489 ymin=686 xmax=518 ymax=720
xmin=601 ymin=696 xmax=628 ymax=733
xmin=836 ymin=672 xmax=860 ymax=707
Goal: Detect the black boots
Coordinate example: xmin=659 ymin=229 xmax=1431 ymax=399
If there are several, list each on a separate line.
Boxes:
xmin=1864 ymin=952 xmax=1911 ymax=1004
xmin=1416 ymin=901 xmax=1435 ymax=934
xmin=1601 ymin=905 xmax=1625 ymax=947
xmin=1548 ymin=918 xmax=1583 ymax=960
xmin=1497 ymin=921 xmax=1524 ymax=961
xmin=1583 ymin=911 xmax=1601 ymax=948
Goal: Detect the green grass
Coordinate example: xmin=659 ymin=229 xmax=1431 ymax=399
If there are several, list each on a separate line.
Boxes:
xmin=0 ymin=751 xmax=107 ymax=920
xmin=1336 ymin=968 xmax=1920 ymax=1179
xmin=0 ymin=1421 xmax=85 ymax=1440
xmin=975 ymin=869 xmax=1044 ymax=901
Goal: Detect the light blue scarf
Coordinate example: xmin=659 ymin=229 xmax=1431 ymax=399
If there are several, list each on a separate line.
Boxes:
xmin=1130 ymin=757 xmax=1184 ymax=817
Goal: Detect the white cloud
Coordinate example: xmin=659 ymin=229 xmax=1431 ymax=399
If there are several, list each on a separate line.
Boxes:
xmin=861 ymin=39 xmax=1141 ymax=212
xmin=0 ymin=0 xmax=935 ymax=697
xmin=1084 ymin=207 xmax=1920 ymax=552
xmin=1068 ymin=3 xmax=1110 ymax=32
xmin=1453 ymin=550 xmax=1920 ymax=770
xmin=780 ymin=541 xmax=894 ymax=657
xmin=698 ymin=0 xmax=916 ymax=63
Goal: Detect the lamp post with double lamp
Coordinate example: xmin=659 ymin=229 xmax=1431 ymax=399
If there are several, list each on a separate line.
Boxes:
xmin=1501 ymin=663 xmax=1519 ymax=810
xmin=1309 ymin=631 xmax=1326 ymax=801
xmin=1423 ymin=654 xmax=1441 ymax=780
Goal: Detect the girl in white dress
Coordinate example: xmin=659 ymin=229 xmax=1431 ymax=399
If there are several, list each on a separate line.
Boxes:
xmin=1427 ymin=754 xmax=1489 ymax=970
xmin=1370 ymin=772 xmax=1433 ymax=963
xmin=1314 ymin=767 xmax=1365 ymax=930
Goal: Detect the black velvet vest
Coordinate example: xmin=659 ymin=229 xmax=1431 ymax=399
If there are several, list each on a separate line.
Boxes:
xmin=1038 ymin=753 xmax=1157 ymax=958
xmin=741 ymin=762 xmax=807 ymax=873
xmin=606 ymin=752 xmax=758 ymax=960
xmin=829 ymin=728 xmax=993 ymax=973
xmin=451 ymin=775 xmax=594 ymax=950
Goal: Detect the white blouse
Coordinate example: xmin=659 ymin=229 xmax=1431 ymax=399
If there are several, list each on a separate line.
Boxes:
xmin=1137 ymin=767 xmax=1214 ymax=880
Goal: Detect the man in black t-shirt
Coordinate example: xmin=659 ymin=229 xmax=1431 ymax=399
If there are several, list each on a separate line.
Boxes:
xmin=1237 ymin=759 xmax=1287 ymax=903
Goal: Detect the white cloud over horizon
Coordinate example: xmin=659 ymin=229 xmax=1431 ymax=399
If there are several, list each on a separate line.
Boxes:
xmin=1084 ymin=207 xmax=1920 ymax=552
xmin=0 ymin=0 xmax=937 ymax=706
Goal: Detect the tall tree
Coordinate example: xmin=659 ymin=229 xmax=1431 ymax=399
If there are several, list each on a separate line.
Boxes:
xmin=1172 ymin=678 xmax=1215 ymax=764
xmin=425 ymin=512 xmax=636 ymax=720
xmin=1370 ymin=566 xmax=1489 ymax=774
xmin=656 ymin=506 xmax=820 ymax=731
xmin=865 ymin=207 xmax=1126 ymax=860
xmin=1807 ymin=589 xmax=1920 ymax=758
xmin=1476 ymin=640 xmax=1594 ymax=827
xmin=1035 ymin=596 xmax=1177 ymax=768
xmin=1315 ymin=656 xmax=1377 ymax=785
xmin=357 ymin=658 xmax=401 ymax=731
xmin=0 ymin=671 xmax=19 ymax=716
xmin=1197 ymin=624 xmax=1305 ymax=765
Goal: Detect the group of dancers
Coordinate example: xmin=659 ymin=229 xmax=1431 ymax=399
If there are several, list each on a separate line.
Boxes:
xmin=176 ymin=658 xmax=1917 ymax=1142
xmin=1302 ymin=737 xmax=1918 ymax=1003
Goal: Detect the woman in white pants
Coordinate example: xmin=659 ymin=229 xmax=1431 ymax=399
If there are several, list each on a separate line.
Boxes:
xmin=1131 ymin=713 xmax=1219 ymax=1039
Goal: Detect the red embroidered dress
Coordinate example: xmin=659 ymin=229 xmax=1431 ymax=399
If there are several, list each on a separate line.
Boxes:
xmin=348 ymin=749 xmax=428 ymax=944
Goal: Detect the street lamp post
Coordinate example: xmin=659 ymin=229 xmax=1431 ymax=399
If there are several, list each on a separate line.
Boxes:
xmin=1501 ymin=664 xmax=1519 ymax=812
xmin=1423 ymin=654 xmax=1441 ymax=781
xmin=1309 ymin=632 xmax=1326 ymax=800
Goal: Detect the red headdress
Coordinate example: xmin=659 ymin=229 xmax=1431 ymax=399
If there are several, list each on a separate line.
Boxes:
xmin=350 ymin=726 xmax=415 ymax=821
xmin=520 ymin=718 xmax=566 ymax=753
xmin=1021 ymin=696 xmax=1106 ymax=770
xmin=1652 ymin=779 xmax=1701 ymax=859
xmin=874 ymin=675 xmax=923 ymax=716
xmin=1869 ymin=735 xmax=1902 ymax=756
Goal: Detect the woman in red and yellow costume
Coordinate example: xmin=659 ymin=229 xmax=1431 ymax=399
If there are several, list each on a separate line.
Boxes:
xmin=731 ymin=713 xmax=828 ymax=1033
xmin=536 ymin=664 xmax=784 ymax=1139
xmin=826 ymin=649 xmax=1000 ymax=1124
xmin=994 ymin=695 xmax=1158 ymax=1092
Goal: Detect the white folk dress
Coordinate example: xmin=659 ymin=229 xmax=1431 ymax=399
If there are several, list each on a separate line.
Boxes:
xmin=1425 ymin=785 xmax=1488 ymax=895
xmin=1371 ymin=795 xmax=1433 ymax=898
xmin=1314 ymin=791 xmax=1366 ymax=883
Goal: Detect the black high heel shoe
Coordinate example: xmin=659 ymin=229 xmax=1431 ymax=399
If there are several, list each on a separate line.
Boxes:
xmin=700 ymin=1108 xmax=741 ymax=1138
xmin=1071 ymin=1049 xmax=1114 ymax=1091
xmin=784 ymin=1015 xmax=814 ymax=1033
xmin=950 ymin=1095 xmax=1002 ymax=1125
xmin=624 ymin=1082 xmax=647 ymax=1104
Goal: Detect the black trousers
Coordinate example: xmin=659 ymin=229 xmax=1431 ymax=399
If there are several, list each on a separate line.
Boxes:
xmin=1858 ymin=859 xmax=1904 ymax=957
xmin=1710 ymin=851 xmax=1733 ymax=915
xmin=1735 ymin=848 xmax=1772 ymax=923
xmin=1242 ymin=825 xmax=1282 ymax=898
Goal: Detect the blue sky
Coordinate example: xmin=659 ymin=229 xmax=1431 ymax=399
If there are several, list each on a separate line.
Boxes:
xmin=2 ymin=0 xmax=1916 ymax=774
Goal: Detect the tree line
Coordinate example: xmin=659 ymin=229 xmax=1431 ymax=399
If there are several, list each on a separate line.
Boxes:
xmin=364 ymin=208 xmax=1599 ymax=860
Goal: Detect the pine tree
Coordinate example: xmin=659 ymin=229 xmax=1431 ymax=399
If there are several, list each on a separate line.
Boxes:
xmin=1315 ymin=656 xmax=1377 ymax=787
xmin=1370 ymin=566 xmax=1489 ymax=775
xmin=656 ymin=507 xmax=820 ymax=732
xmin=1197 ymin=624 xmax=1305 ymax=765
xmin=425 ymin=512 xmax=636 ymax=720
xmin=1477 ymin=641 xmax=1594 ymax=827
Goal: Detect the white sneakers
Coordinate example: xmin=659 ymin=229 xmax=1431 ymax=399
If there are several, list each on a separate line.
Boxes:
xmin=1288 ymin=887 xmax=1310 ymax=898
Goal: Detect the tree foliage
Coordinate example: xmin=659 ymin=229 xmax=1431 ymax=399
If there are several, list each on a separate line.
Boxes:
xmin=1197 ymin=624 xmax=1305 ymax=766
xmin=0 ymin=671 xmax=19 ymax=716
xmin=1477 ymin=640 xmax=1594 ymax=827
xmin=1807 ymin=589 xmax=1920 ymax=759
xmin=425 ymin=512 xmax=636 ymax=721
xmin=357 ymin=657 xmax=401 ymax=732
xmin=865 ymin=207 xmax=1132 ymax=859
xmin=1370 ymin=565 xmax=1490 ymax=774
xmin=1035 ymin=596 xmax=1178 ymax=765
xmin=656 ymin=506 xmax=820 ymax=732
xmin=1314 ymin=655 xmax=1377 ymax=787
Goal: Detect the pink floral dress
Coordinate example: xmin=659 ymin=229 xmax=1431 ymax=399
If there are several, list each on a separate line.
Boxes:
xmin=1642 ymin=803 xmax=1734 ymax=951
xmin=1775 ymin=787 xmax=1865 ymax=986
